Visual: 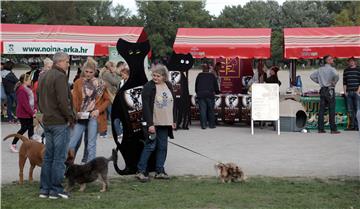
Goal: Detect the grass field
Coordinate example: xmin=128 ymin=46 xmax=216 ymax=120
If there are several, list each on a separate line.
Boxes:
xmin=1 ymin=176 xmax=359 ymax=209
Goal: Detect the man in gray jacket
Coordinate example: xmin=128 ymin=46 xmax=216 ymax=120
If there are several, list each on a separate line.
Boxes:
xmin=37 ymin=52 xmax=75 ymax=199
xmin=310 ymin=55 xmax=340 ymax=134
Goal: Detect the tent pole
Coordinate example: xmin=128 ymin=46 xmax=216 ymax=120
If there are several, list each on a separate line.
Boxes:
xmin=67 ymin=55 xmax=72 ymax=81
xmin=258 ymin=59 xmax=264 ymax=83
xmin=289 ymin=59 xmax=296 ymax=87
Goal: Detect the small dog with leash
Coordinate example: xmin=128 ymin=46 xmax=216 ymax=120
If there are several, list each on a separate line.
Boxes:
xmin=64 ymin=149 xmax=117 ymax=193
xmin=215 ymin=162 xmax=247 ymax=183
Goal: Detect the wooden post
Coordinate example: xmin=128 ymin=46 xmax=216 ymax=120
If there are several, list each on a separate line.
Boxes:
xmin=289 ymin=59 xmax=297 ymax=87
xmin=67 ymin=55 xmax=72 ymax=81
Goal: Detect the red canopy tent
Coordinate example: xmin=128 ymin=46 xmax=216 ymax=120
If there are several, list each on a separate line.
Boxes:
xmin=284 ymin=26 xmax=360 ymax=86
xmin=284 ymin=26 xmax=360 ymax=59
xmin=0 ymin=23 xmax=148 ymax=56
xmin=173 ymin=28 xmax=271 ymax=59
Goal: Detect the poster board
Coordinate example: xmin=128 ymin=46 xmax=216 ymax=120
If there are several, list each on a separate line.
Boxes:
xmin=251 ymin=83 xmax=280 ymax=135
xmin=214 ymin=57 xmax=241 ymax=94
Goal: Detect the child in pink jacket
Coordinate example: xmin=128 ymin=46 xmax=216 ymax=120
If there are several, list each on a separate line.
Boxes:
xmin=10 ymin=74 xmax=37 ymax=153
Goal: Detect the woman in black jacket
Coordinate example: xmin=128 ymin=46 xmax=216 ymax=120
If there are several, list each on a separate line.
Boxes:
xmin=136 ymin=64 xmax=176 ymax=182
xmin=264 ymin=66 xmax=281 ymax=86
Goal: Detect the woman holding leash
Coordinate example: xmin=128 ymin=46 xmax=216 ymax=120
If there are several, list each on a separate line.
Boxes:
xmin=136 ymin=64 xmax=176 ymax=182
xmin=11 ymin=74 xmax=37 ymax=152
xmin=68 ymin=58 xmax=110 ymax=162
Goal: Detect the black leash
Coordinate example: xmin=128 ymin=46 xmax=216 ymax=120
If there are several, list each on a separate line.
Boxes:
xmin=168 ymin=140 xmax=221 ymax=164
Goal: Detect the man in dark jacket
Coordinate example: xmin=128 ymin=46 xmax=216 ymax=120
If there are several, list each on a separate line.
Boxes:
xmin=195 ymin=63 xmax=220 ymax=129
xmin=37 ymin=52 xmax=75 ymax=199
xmin=1 ymin=61 xmax=18 ymax=122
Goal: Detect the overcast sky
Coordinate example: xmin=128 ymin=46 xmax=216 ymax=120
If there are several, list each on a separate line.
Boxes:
xmin=113 ymin=0 xmax=286 ymax=17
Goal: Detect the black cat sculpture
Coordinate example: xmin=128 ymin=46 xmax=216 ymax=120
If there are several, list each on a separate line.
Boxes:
xmin=111 ymin=38 xmax=155 ymax=175
xmin=166 ymin=52 xmax=194 ymax=130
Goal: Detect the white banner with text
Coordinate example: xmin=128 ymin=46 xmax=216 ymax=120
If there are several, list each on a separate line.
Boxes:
xmin=3 ymin=42 xmax=95 ymax=56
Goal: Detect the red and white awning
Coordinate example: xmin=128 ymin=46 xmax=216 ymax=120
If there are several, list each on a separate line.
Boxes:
xmin=173 ymin=28 xmax=271 ymax=58
xmin=0 ymin=24 xmax=148 ymax=56
xmin=284 ymin=26 xmax=360 ymax=59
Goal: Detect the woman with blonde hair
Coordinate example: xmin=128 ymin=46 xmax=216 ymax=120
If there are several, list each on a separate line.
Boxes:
xmin=136 ymin=64 xmax=176 ymax=182
xmin=99 ymin=61 xmax=121 ymax=138
xmin=68 ymin=57 xmax=110 ymax=162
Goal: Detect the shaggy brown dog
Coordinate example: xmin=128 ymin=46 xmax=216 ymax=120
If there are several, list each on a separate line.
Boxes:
xmin=3 ymin=133 xmax=71 ymax=184
xmin=215 ymin=162 xmax=246 ymax=183
xmin=64 ymin=149 xmax=116 ymax=193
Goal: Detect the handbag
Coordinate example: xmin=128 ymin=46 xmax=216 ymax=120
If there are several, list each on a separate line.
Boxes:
xmin=77 ymin=112 xmax=90 ymax=124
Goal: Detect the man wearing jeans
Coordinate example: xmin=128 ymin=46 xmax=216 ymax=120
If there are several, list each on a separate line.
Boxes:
xmin=310 ymin=55 xmax=340 ymax=134
xmin=195 ymin=63 xmax=220 ymax=129
xmin=37 ymin=52 xmax=75 ymax=199
xmin=343 ymin=57 xmax=360 ymax=131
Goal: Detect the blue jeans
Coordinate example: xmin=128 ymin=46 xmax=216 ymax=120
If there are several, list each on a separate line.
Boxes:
xmin=6 ymin=92 xmax=16 ymax=121
xmin=69 ymin=118 xmax=98 ymax=162
xmin=345 ymin=91 xmax=359 ymax=129
xmin=75 ymin=130 xmax=88 ymax=163
xmin=40 ymin=124 xmax=70 ymax=196
xmin=137 ymin=126 xmax=169 ymax=174
xmin=113 ymin=118 xmax=123 ymax=136
xmin=198 ymin=97 xmax=216 ymax=129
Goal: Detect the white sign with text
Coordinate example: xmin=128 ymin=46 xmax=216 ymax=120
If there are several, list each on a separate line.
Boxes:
xmin=3 ymin=42 xmax=95 ymax=56
xmin=251 ymin=83 xmax=280 ymax=135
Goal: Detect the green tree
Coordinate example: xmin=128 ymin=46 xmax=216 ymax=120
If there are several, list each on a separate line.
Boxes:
xmin=280 ymin=1 xmax=333 ymax=27
xmin=137 ymin=1 xmax=211 ymax=59
xmin=213 ymin=5 xmax=245 ymax=28
xmin=334 ymin=2 xmax=360 ymax=26
xmin=1 ymin=1 xmax=42 ymax=24
xmin=1 ymin=1 xmax=132 ymax=26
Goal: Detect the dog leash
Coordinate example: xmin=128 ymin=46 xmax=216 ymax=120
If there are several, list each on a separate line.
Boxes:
xmin=168 ymin=140 xmax=222 ymax=164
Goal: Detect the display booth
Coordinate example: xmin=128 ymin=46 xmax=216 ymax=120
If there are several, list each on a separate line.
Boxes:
xmin=283 ymin=26 xmax=360 ymax=130
xmin=0 ymin=23 xmax=149 ymax=83
xmin=284 ymin=26 xmax=360 ymax=86
xmin=173 ymin=28 xmax=272 ymax=124
xmin=1 ymin=23 xmax=148 ymax=56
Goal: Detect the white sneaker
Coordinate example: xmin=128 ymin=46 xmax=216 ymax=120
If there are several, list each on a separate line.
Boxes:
xmin=100 ymin=134 xmax=108 ymax=138
xmin=10 ymin=144 xmax=19 ymax=153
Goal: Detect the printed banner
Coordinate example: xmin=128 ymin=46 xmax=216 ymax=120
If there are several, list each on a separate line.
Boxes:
xmin=300 ymin=96 xmax=348 ymax=130
xmin=215 ymin=57 xmax=241 ymax=94
xmin=3 ymin=42 xmax=95 ymax=56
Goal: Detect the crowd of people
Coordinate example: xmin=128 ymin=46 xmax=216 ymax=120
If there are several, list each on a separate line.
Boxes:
xmin=1 ymin=57 xmax=132 ymax=154
xmin=1 ymin=52 xmax=359 ymax=198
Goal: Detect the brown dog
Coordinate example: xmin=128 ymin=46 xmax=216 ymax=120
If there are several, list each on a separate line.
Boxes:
xmin=64 ymin=149 xmax=116 ymax=193
xmin=3 ymin=133 xmax=71 ymax=184
xmin=215 ymin=162 xmax=246 ymax=183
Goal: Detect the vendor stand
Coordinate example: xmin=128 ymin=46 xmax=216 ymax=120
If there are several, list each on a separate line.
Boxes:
xmin=173 ymin=28 xmax=272 ymax=124
xmin=283 ymin=26 xmax=360 ymax=130
xmin=0 ymin=23 xmax=148 ymax=77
